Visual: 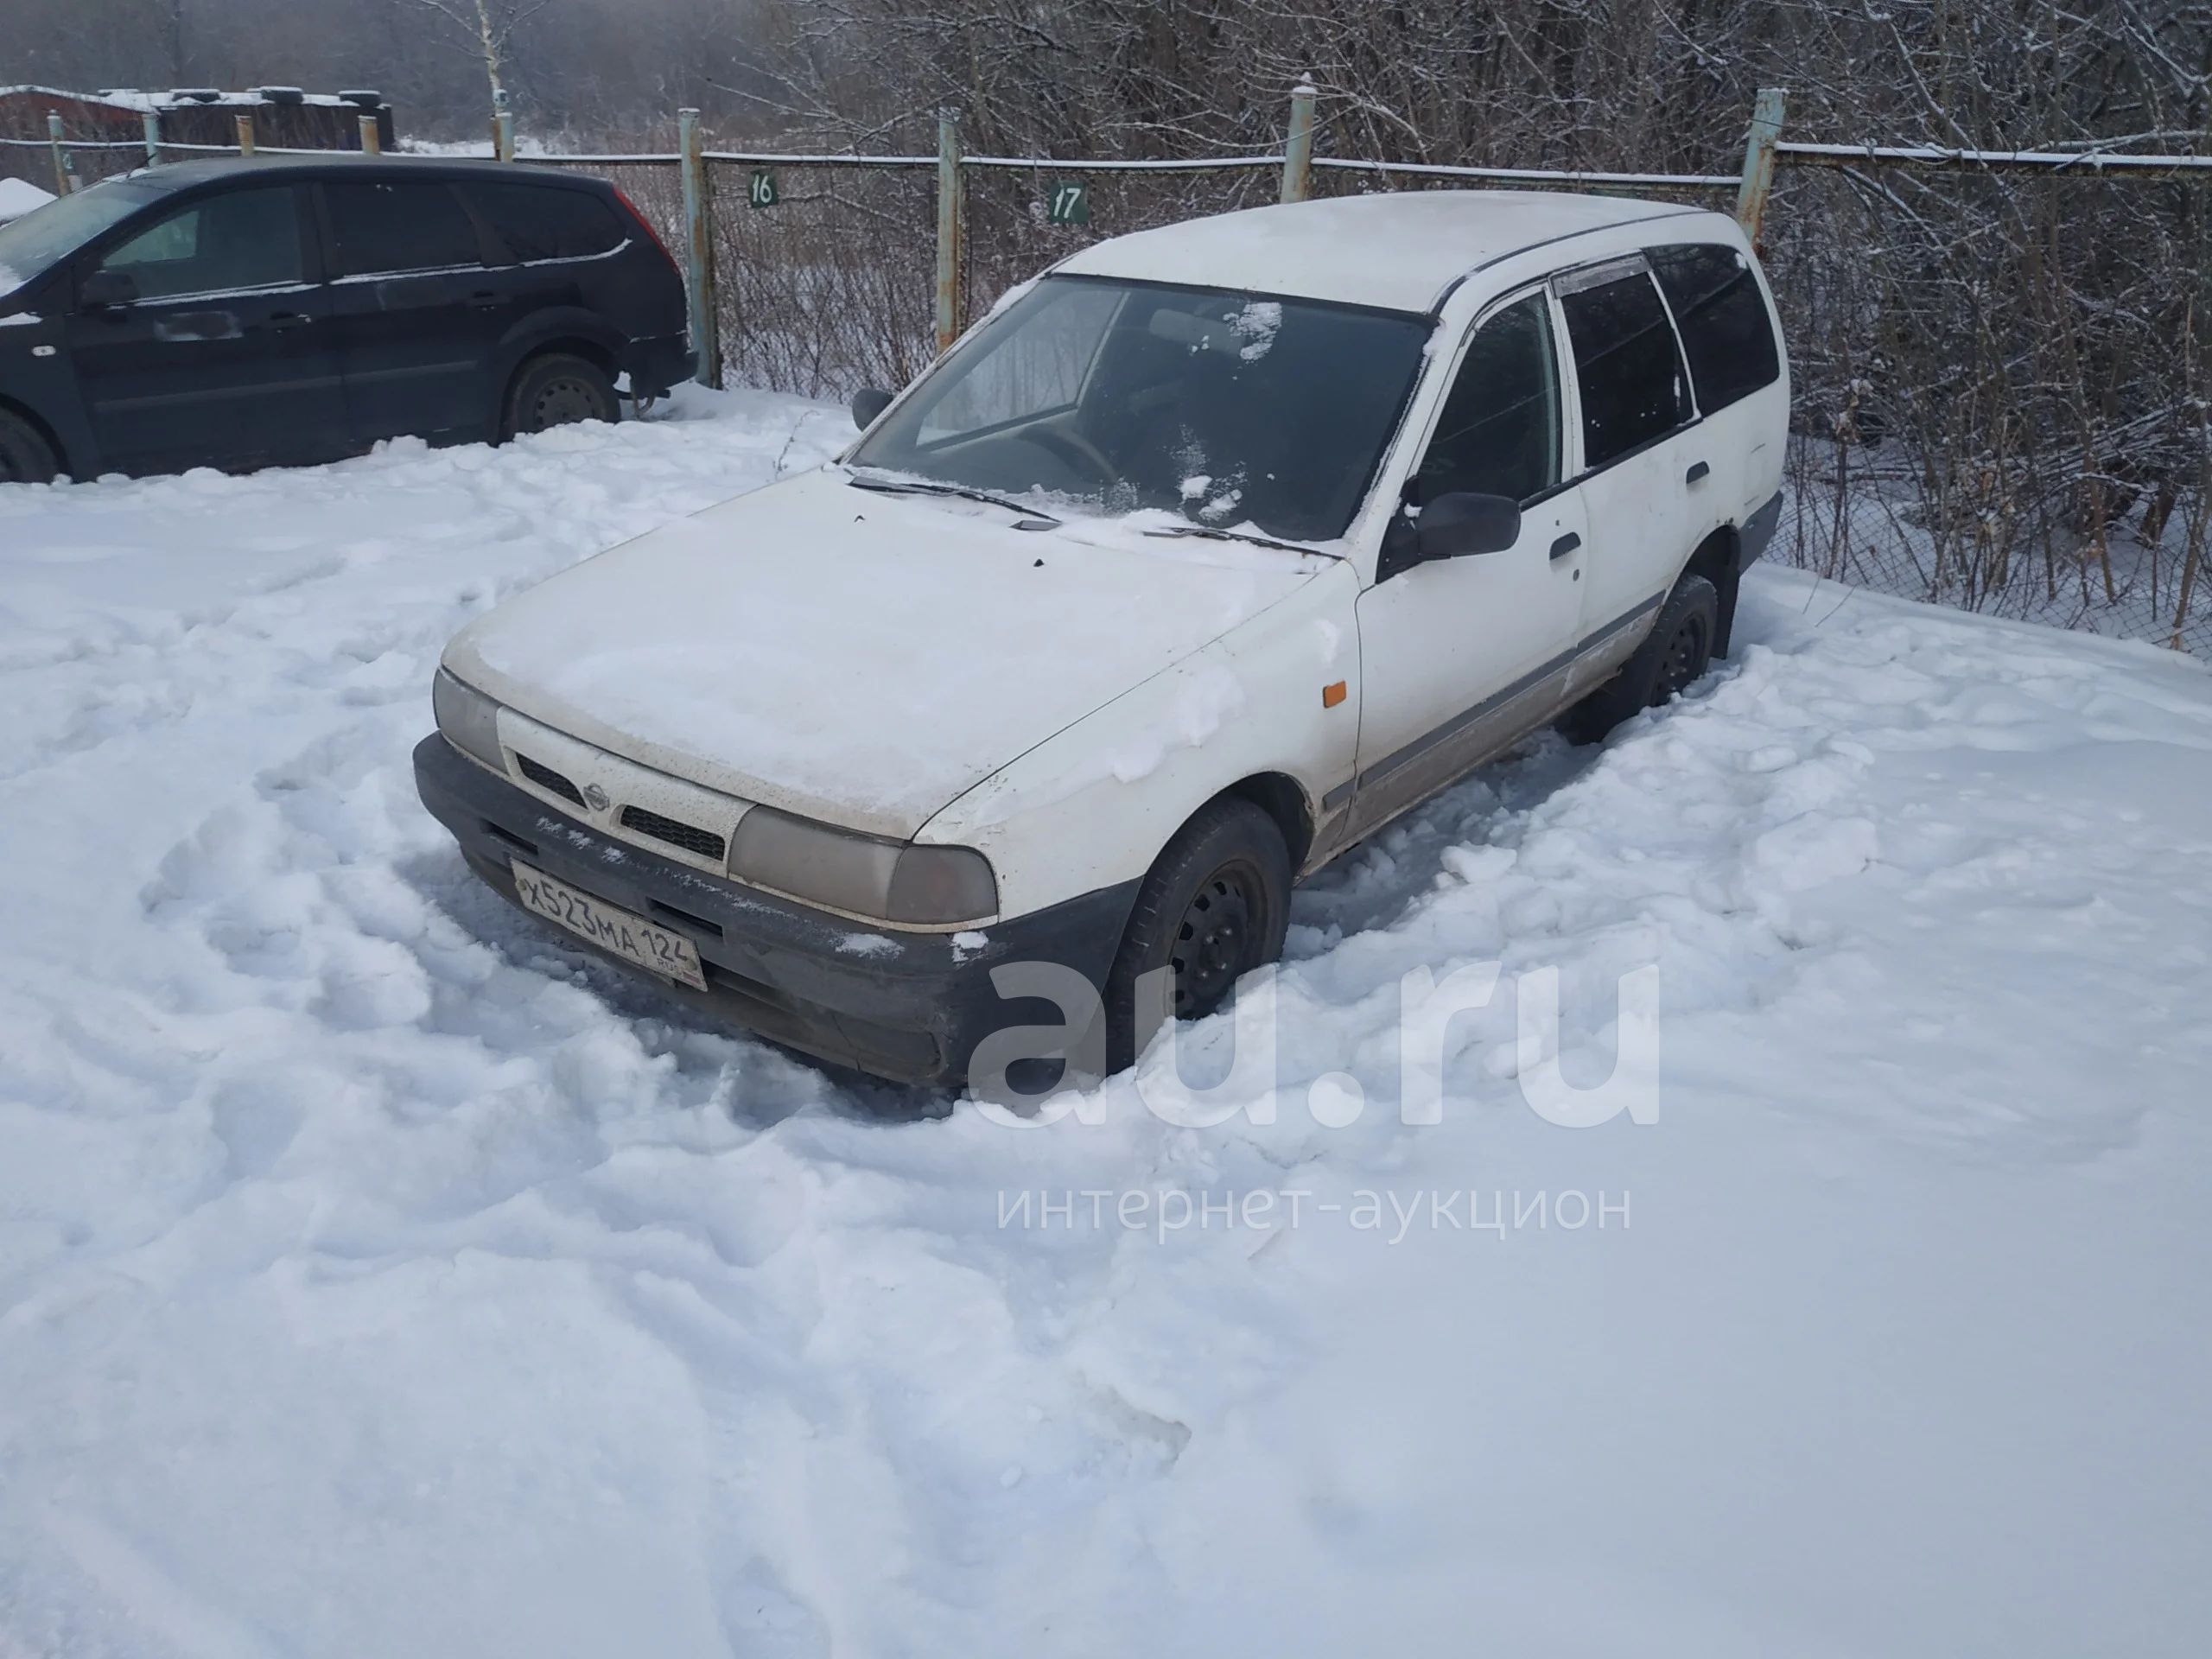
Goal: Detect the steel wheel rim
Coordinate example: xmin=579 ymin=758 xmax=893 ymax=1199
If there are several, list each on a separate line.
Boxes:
xmin=1655 ymin=613 xmax=1708 ymax=703
xmin=529 ymin=375 xmax=604 ymax=431
xmin=1169 ymin=858 xmax=1264 ymax=1019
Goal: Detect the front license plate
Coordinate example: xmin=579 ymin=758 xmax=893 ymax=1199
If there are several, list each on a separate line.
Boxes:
xmin=511 ymin=860 xmax=707 ymax=992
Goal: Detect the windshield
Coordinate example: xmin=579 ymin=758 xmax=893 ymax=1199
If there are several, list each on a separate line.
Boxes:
xmin=849 ymin=276 xmax=1431 ymax=543
xmin=0 ymin=177 xmax=164 ymax=297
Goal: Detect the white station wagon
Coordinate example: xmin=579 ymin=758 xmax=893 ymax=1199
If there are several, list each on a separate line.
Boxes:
xmin=416 ymin=190 xmax=1787 ymax=1088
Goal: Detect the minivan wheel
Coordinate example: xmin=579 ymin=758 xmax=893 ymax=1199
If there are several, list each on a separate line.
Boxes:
xmin=502 ymin=353 xmax=620 ymax=439
xmin=0 ymin=410 xmax=60 ymax=485
xmin=1103 ymin=797 xmax=1292 ymax=1072
xmin=1562 ymin=572 xmax=1720 ymax=745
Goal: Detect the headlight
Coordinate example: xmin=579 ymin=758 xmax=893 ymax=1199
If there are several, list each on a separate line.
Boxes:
xmin=432 ymin=668 xmax=504 ymax=771
xmin=728 ymin=804 xmax=997 ymax=925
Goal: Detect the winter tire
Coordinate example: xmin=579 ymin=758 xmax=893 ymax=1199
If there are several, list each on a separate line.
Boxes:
xmin=1563 ymin=571 xmax=1720 ymax=745
xmin=1103 ymin=796 xmax=1293 ymax=1072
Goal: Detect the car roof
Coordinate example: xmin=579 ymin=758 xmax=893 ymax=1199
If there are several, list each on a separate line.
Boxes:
xmin=105 ymin=155 xmax=607 ymax=192
xmin=1055 ymin=189 xmax=1728 ymax=315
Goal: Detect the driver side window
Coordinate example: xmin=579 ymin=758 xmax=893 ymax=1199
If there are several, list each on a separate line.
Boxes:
xmin=95 ymin=187 xmax=303 ymax=302
xmin=1414 ymin=291 xmax=1561 ymax=505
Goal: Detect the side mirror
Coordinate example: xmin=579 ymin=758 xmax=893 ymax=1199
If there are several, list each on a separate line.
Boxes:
xmin=79 ymin=268 xmax=138 ymax=312
xmin=1377 ymin=490 xmax=1522 ymax=580
xmin=851 ymin=386 xmax=894 ymax=430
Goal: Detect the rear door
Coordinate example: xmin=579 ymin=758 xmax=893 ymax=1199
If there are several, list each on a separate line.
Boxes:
xmin=63 ymin=183 xmax=346 ymax=474
xmin=319 ymin=177 xmax=500 ymax=444
xmin=1552 ymin=257 xmax=1700 ymax=685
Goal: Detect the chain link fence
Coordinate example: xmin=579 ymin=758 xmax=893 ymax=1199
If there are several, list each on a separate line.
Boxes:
xmin=10 ymin=101 xmax=2212 ymax=656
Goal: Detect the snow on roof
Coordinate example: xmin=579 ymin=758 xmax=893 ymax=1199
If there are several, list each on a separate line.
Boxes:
xmin=1058 ymin=189 xmax=1721 ymax=313
xmin=0 ymin=85 xmax=377 ymax=112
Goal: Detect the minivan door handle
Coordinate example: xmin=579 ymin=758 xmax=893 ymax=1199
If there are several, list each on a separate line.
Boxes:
xmin=266 ymin=311 xmax=313 ymax=330
xmin=1549 ymin=531 xmax=1581 ymax=561
xmin=469 ymin=289 xmax=502 ymax=309
xmin=1685 ymin=460 xmax=1711 ymax=483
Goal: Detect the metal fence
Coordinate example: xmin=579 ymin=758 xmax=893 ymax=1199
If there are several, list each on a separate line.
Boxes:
xmin=9 ymin=90 xmax=2211 ymax=656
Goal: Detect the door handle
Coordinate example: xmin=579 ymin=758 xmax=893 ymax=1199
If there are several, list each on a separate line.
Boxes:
xmin=1549 ymin=531 xmax=1581 ymax=560
xmin=266 ymin=311 xmax=312 ymax=329
xmin=469 ymin=289 xmax=502 ymax=308
xmin=1685 ymin=460 xmax=1711 ymax=483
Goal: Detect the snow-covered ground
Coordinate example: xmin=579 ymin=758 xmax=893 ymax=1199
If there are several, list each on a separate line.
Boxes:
xmin=2 ymin=394 xmax=2209 ymax=1657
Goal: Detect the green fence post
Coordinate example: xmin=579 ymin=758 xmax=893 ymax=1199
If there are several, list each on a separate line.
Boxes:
xmin=678 ymin=107 xmax=723 ymax=389
xmin=1735 ymin=86 xmax=1786 ymax=245
xmin=1281 ymin=81 xmax=1316 ymax=205
xmin=936 ymin=108 xmax=965 ymax=354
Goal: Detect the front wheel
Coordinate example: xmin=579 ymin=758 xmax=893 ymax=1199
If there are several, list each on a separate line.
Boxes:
xmin=0 ymin=410 xmax=60 ymax=485
xmin=1562 ymin=573 xmax=1719 ymax=745
xmin=1103 ymin=797 xmax=1292 ymax=1073
xmin=501 ymin=353 xmax=620 ymax=440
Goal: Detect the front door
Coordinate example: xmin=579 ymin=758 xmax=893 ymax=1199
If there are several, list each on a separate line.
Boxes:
xmin=1351 ymin=289 xmax=1589 ymax=838
xmin=319 ymin=178 xmax=501 ymax=444
xmin=64 ymin=183 xmax=346 ymax=475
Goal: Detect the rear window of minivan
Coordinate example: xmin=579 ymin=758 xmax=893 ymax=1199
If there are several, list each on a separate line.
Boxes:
xmin=466 ymin=183 xmax=626 ymax=264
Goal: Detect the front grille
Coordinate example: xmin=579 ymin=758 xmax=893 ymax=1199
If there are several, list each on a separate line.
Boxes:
xmin=620 ymin=804 xmax=726 ymax=862
xmin=515 ymin=753 xmax=585 ymax=806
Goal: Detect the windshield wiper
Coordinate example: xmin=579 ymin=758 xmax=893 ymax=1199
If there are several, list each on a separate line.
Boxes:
xmin=844 ymin=472 xmax=1060 ymax=526
xmin=1143 ymin=523 xmax=1314 ymax=556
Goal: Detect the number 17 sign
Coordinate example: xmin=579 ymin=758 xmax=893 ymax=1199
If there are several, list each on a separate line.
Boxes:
xmin=1046 ymin=181 xmax=1090 ymax=226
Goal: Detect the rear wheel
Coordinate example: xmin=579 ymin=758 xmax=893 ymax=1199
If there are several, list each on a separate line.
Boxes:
xmin=501 ymin=353 xmax=620 ymax=440
xmin=1563 ymin=572 xmax=1719 ymax=744
xmin=1103 ymin=797 xmax=1292 ymax=1072
xmin=0 ymin=410 xmax=60 ymax=485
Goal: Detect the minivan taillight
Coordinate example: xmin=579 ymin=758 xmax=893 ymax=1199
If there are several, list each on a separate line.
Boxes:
xmin=613 ymin=187 xmax=676 ymax=264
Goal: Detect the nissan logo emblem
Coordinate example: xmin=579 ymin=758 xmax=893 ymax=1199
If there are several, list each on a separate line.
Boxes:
xmin=583 ymin=783 xmax=612 ymax=812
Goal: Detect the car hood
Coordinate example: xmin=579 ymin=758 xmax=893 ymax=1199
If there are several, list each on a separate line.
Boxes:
xmin=445 ymin=467 xmax=1328 ymax=840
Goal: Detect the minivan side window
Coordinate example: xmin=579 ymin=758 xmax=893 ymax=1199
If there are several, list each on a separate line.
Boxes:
xmin=466 ymin=182 xmax=626 ymax=263
xmin=324 ymin=181 xmax=482 ymax=278
xmin=1649 ymin=244 xmax=1781 ymax=414
xmin=95 ymin=187 xmax=302 ymax=300
xmin=1415 ymin=290 xmax=1560 ymax=505
xmin=1559 ymin=270 xmax=1692 ymax=469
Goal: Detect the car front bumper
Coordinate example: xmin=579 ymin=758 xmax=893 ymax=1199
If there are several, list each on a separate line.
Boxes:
xmin=414 ymin=734 xmax=1134 ymax=1087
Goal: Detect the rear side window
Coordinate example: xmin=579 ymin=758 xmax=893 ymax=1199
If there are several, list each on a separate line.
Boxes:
xmin=466 ymin=182 xmax=626 ymax=263
xmin=1649 ymin=244 xmax=1780 ymax=413
xmin=323 ymin=181 xmax=481 ymax=277
xmin=1417 ymin=291 xmax=1560 ymax=504
xmin=96 ymin=186 xmax=302 ymax=299
xmin=1559 ymin=270 xmax=1692 ymax=468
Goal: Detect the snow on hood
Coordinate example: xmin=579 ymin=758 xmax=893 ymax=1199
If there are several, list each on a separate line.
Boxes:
xmin=446 ymin=466 xmax=1322 ymax=839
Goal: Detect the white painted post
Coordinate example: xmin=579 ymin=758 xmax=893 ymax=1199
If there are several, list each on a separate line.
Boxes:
xmin=1281 ymin=80 xmax=1317 ymax=205
xmin=359 ymin=113 xmax=382 ymax=156
xmin=1734 ymin=86 xmax=1786 ymax=245
xmin=47 ymin=113 xmax=73 ymax=195
xmin=235 ymin=111 xmax=256 ymax=156
xmin=142 ymin=110 xmax=160 ymax=167
xmin=677 ymin=108 xmax=722 ymax=389
xmin=935 ymin=108 xmax=964 ymax=353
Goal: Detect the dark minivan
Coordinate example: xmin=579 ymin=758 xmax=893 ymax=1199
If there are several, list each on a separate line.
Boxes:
xmin=0 ymin=156 xmax=693 ymax=483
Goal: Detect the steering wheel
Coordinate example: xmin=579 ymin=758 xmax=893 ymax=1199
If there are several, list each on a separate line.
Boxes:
xmin=1021 ymin=423 xmax=1118 ymax=487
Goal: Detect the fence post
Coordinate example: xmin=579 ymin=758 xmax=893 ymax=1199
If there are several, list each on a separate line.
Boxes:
xmin=494 ymin=112 xmax=516 ymax=162
xmin=1734 ymin=86 xmax=1785 ymax=244
xmin=359 ymin=113 xmax=382 ymax=156
xmin=935 ymin=108 xmax=964 ymax=354
xmin=142 ymin=110 xmax=160 ymax=168
xmin=1281 ymin=80 xmax=1316 ymax=205
xmin=235 ymin=112 xmax=256 ymax=156
xmin=677 ymin=107 xmax=722 ymax=390
xmin=47 ymin=113 xmax=73 ymax=195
